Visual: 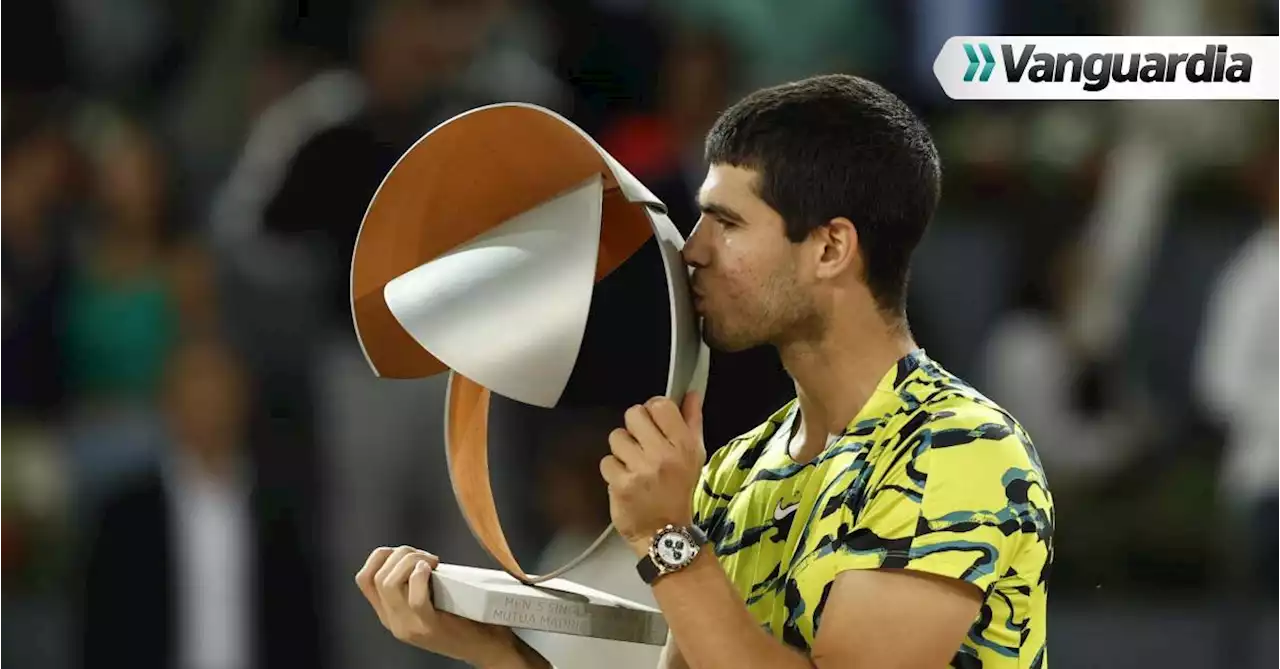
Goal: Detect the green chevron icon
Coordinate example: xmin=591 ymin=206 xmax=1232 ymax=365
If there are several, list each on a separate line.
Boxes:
xmin=963 ymin=43 xmax=996 ymax=82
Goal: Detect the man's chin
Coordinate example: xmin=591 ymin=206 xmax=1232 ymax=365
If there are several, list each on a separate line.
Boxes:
xmin=700 ymin=327 xmax=757 ymax=354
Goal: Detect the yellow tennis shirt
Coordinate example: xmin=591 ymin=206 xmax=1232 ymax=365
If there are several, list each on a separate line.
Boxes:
xmin=692 ymin=350 xmax=1054 ymax=668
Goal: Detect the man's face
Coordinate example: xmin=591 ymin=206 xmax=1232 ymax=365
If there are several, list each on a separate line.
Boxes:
xmin=682 ymin=165 xmax=820 ymax=352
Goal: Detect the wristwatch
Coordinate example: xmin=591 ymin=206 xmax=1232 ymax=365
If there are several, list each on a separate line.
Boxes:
xmin=636 ymin=523 xmax=710 ymax=584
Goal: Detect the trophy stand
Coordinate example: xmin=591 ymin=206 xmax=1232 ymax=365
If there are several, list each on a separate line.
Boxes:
xmin=430 ymin=563 xmax=667 ymax=646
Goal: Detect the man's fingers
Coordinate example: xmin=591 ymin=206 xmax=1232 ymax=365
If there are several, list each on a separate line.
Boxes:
xmin=608 ymin=428 xmax=644 ymax=468
xmin=379 ymin=550 xmax=430 ymax=611
xmin=356 ymin=546 xmax=396 ymax=625
xmin=357 ymin=547 xmax=396 ymax=599
xmin=681 ymin=392 xmax=704 ymax=445
xmin=407 ymin=560 xmax=437 ymax=615
xmin=375 ymin=545 xmax=418 ymax=586
xmin=624 ymin=403 xmax=668 ymax=450
xmin=600 ymin=454 xmax=628 ymax=486
xmin=645 ymin=396 xmax=693 ymax=448
xmin=373 ymin=545 xmax=420 ymax=615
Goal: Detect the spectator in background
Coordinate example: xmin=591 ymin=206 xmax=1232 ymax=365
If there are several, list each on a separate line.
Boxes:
xmin=59 ymin=111 xmax=209 ymax=506
xmin=1196 ymin=146 xmax=1279 ymax=536
xmin=79 ymin=334 xmax=324 ymax=669
xmin=1196 ymin=146 xmax=1278 ymax=668
xmin=62 ymin=112 xmax=181 ymax=406
xmin=2 ymin=109 xmax=77 ymax=421
xmin=980 ymin=236 xmax=1142 ymax=484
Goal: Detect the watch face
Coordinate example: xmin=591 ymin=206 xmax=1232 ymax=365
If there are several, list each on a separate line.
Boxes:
xmin=654 ymin=531 xmax=696 ymax=567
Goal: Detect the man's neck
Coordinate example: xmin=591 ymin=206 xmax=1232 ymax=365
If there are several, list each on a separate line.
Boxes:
xmin=778 ymin=316 xmax=917 ymax=463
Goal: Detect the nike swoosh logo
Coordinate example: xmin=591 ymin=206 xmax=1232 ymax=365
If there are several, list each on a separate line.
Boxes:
xmin=774 ymin=499 xmax=799 ymax=522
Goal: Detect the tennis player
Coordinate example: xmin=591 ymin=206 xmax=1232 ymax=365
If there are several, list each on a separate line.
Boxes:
xmin=358 ymin=74 xmax=1054 ymax=669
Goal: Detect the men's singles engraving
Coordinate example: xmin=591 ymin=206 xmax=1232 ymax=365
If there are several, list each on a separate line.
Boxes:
xmin=490 ymin=597 xmax=588 ymax=632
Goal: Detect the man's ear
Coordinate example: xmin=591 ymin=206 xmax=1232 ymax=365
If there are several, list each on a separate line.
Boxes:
xmin=813 ymin=217 xmax=859 ymax=280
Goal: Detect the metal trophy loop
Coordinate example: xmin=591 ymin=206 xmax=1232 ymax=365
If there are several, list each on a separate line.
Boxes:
xmin=350 ymin=102 xmax=709 ymax=644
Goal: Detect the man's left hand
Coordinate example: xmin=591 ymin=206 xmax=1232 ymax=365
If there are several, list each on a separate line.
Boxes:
xmin=600 ymin=392 xmax=706 ymax=557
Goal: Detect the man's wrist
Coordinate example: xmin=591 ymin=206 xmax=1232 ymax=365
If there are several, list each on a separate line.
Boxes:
xmin=627 ymin=535 xmax=653 ymax=559
xmin=651 ymin=542 xmax=715 ymax=587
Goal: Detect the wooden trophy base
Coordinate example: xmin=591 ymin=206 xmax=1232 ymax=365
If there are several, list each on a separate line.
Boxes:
xmin=431 ymin=564 xmax=668 ymax=646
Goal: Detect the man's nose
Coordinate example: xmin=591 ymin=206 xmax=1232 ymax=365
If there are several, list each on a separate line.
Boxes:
xmin=682 ymin=218 xmax=709 ymax=268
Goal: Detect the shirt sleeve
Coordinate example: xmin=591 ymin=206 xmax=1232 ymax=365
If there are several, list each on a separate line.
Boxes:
xmin=800 ymin=408 xmax=1052 ymax=595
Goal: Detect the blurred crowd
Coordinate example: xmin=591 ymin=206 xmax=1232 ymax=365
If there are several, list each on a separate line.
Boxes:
xmin=2 ymin=1 xmax=1276 ymax=668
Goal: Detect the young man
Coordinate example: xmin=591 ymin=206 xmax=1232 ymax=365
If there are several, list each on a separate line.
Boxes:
xmin=357 ymin=74 xmax=1054 ymax=669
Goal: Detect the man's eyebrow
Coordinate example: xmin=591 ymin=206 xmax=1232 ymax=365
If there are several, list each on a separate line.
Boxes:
xmin=698 ymin=201 xmax=747 ymax=224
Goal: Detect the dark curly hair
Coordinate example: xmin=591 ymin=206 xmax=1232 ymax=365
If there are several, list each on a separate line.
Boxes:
xmin=705 ymin=74 xmax=942 ymax=316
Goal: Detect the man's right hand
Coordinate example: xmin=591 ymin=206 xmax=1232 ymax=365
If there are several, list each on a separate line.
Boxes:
xmin=356 ymin=546 xmax=546 ymax=668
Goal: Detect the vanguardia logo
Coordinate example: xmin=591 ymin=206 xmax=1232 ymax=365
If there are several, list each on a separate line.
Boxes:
xmin=937 ymin=37 xmax=1279 ymax=100
xmin=963 ymin=43 xmax=996 ymax=82
xmin=1003 ymin=43 xmax=1253 ymax=91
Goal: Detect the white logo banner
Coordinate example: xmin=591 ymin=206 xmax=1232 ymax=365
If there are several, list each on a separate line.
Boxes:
xmin=934 ymin=36 xmax=1280 ymax=100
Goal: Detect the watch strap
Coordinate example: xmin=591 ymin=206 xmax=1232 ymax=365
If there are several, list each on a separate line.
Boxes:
xmin=637 ymin=553 xmax=662 ymax=584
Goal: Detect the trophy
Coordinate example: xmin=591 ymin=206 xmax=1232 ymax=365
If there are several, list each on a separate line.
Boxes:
xmin=350 ymin=103 xmax=708 ymax=646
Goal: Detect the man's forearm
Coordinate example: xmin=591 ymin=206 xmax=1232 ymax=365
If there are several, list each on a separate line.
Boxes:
xmin=649 ymin=550 xmax=814 ymax=669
